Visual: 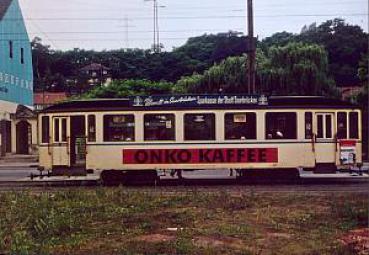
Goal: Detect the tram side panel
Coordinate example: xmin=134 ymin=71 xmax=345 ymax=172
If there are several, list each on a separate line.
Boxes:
xmin=85 ymin=143 xmax=316 ymax=171
xmin=38 ymin=107 xmax=362 ymax=173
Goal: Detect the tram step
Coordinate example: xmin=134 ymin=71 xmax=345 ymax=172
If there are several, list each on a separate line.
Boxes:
xmin=314 ymin=163 xmax=337 ymax=174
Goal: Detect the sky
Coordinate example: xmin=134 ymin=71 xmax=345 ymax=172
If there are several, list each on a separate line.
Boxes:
xmin=18 ymin=0 xmax=368 ymax=51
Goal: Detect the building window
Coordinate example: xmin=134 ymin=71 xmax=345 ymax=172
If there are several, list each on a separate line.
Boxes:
xmin=88 ymin=115 xmax=96 ymax=142
xmin=305 ymin=112 xmax=313 ymax=139
xmin=9 ymin=41 xmax=13 ymax=59
xmin=225 ymin=112 xmax=256 ymax=140
xmin=41 ymin=116 xmax=50 ymax=143
xmin=337 ymin=112 xmax=347 ymax=139
xmin=266 ymin=112 xmax=297 ymax=139
xmin=20 ymin=48 xmax=24 ymax=64
xmin=184 ymin=113 xmax=215 ymax=141
xmin=144 ymin=114 xmax=175 ymax=141
xmin=104 ymin=115 xmax=135 ymax=142
xmin=349 ymin=112 xmax=359 ymax=139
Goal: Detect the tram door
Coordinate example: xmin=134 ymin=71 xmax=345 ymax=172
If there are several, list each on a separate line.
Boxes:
xmin=314 ymin=113 xmax=336 ymax=164
xmin=52 ymin=117 xmax=70 ymax=167
xmin=70 ymin=116 xmax=87 ymax=168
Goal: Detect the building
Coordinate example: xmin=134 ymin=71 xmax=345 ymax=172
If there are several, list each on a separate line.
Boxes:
xmin=79 ymin=63 xmax=112 ymax=87
xmin=0 ymin=0 xmax=35 ymax=156
xmin=339 ymin=86 xmax=364 ymax=100
xmin=34 ymin=92 xmax=68 ymax=111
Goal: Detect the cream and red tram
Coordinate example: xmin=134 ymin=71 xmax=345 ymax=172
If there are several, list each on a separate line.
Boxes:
xmin=38 ymin=95 xmax=362 ymax=183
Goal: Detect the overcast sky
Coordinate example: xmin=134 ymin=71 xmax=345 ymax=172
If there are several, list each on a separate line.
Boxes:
xmin=19 ymin=0 xmax=368 ymax=51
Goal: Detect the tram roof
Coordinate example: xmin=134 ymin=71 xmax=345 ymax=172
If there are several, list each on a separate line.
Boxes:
xmin=42 ymin=95 xmax=359 ymax=113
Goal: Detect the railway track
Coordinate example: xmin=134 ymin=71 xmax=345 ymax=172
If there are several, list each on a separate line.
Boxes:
xmin=0 ymin=178 xmax=367 ymax=193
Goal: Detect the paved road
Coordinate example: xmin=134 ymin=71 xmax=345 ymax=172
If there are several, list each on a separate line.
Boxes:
xmin=0 ymin=167 xmax=39 ymax=182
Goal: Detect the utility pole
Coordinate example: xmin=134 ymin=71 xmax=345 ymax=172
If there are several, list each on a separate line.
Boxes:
xmin=124 ymin=15 xmax=131 ymax=49
xmin=367 ymin=0 xmax=369 ymax=162
xmin=247 ymin=0 xmax=256 ymax=94
xmin=145 ymin=0 xmax=165 ymax=53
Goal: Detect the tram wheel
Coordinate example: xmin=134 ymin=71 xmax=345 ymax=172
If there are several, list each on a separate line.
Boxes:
xmin=100 ymin=170 xmax=126 ymax=186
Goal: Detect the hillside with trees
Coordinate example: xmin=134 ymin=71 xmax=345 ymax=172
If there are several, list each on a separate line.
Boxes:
xmin=32 ymin=19 xmax=367 ymax=100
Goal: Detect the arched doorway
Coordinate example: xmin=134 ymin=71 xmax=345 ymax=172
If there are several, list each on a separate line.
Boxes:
xmin=16 ymin=121 xmax=31 ymax=154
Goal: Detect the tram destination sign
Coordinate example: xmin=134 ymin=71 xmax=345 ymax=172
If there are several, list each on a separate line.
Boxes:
xmin=123 ymin=148 xmax=278 ymax=165
xmin=130 ymin=95 xmax=268 ymax=107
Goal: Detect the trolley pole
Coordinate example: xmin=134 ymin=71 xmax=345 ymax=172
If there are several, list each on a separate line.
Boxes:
xmin=247 ymin=0 xmax=256 ymax=94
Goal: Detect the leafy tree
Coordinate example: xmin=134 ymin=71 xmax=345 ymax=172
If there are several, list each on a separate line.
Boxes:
xmin=261 ymin=42 xmax=338 ymax=96
xmin=259 ymin=31 xmax=297 ymax=51
xmin=176 ymin=42 xmax=338 ymax=97
xmin=83 ymin=79 xmax=174 ymax=98
xmin=297 ymin=19 xmax=368 ymax=86
xmin=358 ymin=54 xmax=368 ymax=82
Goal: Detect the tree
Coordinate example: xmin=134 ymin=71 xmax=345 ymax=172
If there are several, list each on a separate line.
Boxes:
xmin=260 ymin=31 xmax=297 ymax=51
xmin=298 ymin=19 xmax=368 ymax=86
xmin=83 ymin=80 xmax=174 ymax=98
xmin=175 ymin=42 xmax=338 ymax=97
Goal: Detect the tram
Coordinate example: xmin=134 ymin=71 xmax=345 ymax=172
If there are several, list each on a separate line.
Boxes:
xmin=37 ymin=95 xmax=362 ymax=183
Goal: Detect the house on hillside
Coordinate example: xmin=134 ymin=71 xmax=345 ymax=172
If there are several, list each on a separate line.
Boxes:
xmin=34 ymin=92 xmax=68 ymax=111
xmin=0 ymin=0 xmax=36 ymax=156
xmin=339 ymin=86 xmax=364 ymax=100
xmin=80 ymin=63 xmax=112 ymax=87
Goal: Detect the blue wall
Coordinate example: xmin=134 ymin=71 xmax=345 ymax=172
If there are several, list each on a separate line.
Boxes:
xmin=0 ymin=0 xmax=33 ymax=106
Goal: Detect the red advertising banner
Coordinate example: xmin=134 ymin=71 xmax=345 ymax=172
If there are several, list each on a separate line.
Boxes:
xmin=123 ymin=148 xmax=278 ymax=164
xmin=339 ymin=140 xmax=357 ymax=147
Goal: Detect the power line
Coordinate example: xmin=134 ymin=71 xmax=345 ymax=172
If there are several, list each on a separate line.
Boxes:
xmin=0 ymin=28 xmax=246 ymax=35
xmin=23 ymin=1 xmax=367 ymax=13
xmin=2 ymin=13 xmax=365 ymax=21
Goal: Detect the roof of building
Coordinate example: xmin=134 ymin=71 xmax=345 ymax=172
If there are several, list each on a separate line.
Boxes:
xmin=34 ymin=92 xmax=68 ymax=105
xmin=0 ymin=0 xmax=13 ymax=20
xmin=41 ymin=95 xmax=360 ymax=113
xmin=80 ymin=63 xmax=110 ymax=72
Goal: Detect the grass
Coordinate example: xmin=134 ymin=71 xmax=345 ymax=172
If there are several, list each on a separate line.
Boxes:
xmin=0 ymin=188 xmax=367 ymax=255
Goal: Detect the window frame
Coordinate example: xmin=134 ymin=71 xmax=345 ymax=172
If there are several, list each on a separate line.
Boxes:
xmin=349 ymin=112 xmax=359 ymax=139
xmin=9 ymin=41 xmax=13 ymax=59
xmin=41 ymin=116 xmax=50 ymax=144
xmin=20 ymin=47 xmax=24 ymax=64
xmin=87 ymin=115 xmax=96 ymax=142
xmin=224 ymin=112 xmax=257 ymax=140
xmin=144 ymin=113 xmax=176 ymax=141
xmin=305 ymin=112 xmax=313 ymax=139
xmin=315 ymin=113 xmax=334 ymax=140
xmin=337 ymin=112 xmax=348 ymax=139
xmin=184 ymin=113 xmax=216 ymax=141
xmin=53 ymin=117 xmax=68 ymax=143
xmin=265 ymin=112 xmax=297 ymax=140
xmin=103 ymin=114 xmax=135 ymax=142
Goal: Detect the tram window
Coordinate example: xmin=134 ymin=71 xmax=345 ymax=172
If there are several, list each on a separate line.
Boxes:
xmin=41 ymin=116 xmax=50 ymax=143
xmin=317 ymin=115 xmax=323 ymax=138
xmin=144 ymin=114 xmax=175 ymax=141
xmin=184 ymin=114 xmax=215 ymax=141
xmin=61 ymin=118 xmax=67 ymax=142
xmin=317 ymin=114 xmax=333 ymax=139
xmin=349 ymin=112 xmax=359 ymax=139
xmin=88 ymin=115 xmax=96 ymax=142
xmin=225 ymin=113 xmax=256 ymax=140
xmin=104 ymin=115 xmax=135 ymax=142
xmin=54 ymin=119 xmax=60 ymax=142
xmin=266 ymin=112 xmax=297 ymax=139
xmin=305 ymin=112 xmax=313 ymax=139
xmin=337 ymin=112 xmax=347 ymax=139
xmin=326 ymin=115 xmax=332 ymax=138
